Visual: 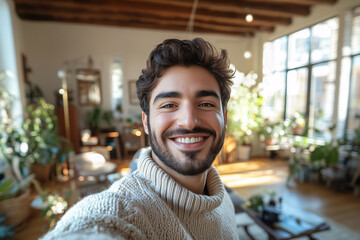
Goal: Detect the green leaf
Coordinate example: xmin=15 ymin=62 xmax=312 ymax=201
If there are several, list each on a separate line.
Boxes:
xmin=326 ymin=147 xmax=339 ymax=166
xmin=0 ymin=178 xmax=14 ymax=193
xmin=40 ymin=205 xmax=52 ymax=218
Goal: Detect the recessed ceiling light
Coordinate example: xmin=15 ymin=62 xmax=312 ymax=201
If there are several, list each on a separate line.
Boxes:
xmin=246 ymin=13 xmax=253 ymax=23
xmin=244 ymin=51 xmax=252 ymax=59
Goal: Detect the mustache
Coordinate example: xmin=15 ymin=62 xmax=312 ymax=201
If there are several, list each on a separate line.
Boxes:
xmin=162 ymin=127 xmax=216 ymax=140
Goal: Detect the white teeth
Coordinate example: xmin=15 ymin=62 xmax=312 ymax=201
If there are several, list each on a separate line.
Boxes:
xmin=175 ymin=137 xmax=203 ymax=144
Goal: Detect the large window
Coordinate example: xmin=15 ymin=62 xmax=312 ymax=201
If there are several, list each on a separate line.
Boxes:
xmin=337 ymin=6 xmax=360 ymax=140
xmin=263 ymin=17 xmax=339 ymax=140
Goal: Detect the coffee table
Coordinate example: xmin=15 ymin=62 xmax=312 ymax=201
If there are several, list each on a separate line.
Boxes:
xmin=238 ymin=207 xmax=330 ymax=240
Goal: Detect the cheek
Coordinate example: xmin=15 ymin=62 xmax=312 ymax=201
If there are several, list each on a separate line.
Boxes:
xmin=201 ymin=112 xmax=224 ymax=129
xmin=150 ymin=114 xmax=175 ymax=135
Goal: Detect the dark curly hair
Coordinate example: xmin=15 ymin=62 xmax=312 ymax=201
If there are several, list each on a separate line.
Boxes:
xmin=137 ymin=38 xmax=234 ymax=115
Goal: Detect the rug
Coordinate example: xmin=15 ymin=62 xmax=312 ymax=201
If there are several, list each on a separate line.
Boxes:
xmin=236 ymin=213 xmax=360 ymax=240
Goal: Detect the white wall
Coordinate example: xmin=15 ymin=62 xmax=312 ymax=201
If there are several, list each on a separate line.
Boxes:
xmin=20 ymin=21 xmax=253 ymax=129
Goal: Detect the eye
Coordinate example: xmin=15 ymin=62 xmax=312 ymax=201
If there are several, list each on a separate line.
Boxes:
xmin=199 ymin=102 xmax=215 ymax=107
xmin=161 ymin=103 xmax=177 ymax=109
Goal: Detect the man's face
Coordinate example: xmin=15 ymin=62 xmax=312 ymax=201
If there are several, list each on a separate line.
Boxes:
xmin=142 ymin=65 xmax=227 ymax=176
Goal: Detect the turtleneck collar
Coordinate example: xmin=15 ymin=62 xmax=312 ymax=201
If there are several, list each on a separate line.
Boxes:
xmin=137 ymin=148 xmax=225 ymax=219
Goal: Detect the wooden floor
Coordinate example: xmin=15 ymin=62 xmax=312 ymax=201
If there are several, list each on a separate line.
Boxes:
xmin=217 ymin=158 xmax=360 ymax=235
xmin=13 ymin=157 xmax=360 ymax=239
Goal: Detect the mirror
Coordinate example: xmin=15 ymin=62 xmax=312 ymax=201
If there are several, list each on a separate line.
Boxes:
xmin=76 ymin=68 xmax=101 ymax=106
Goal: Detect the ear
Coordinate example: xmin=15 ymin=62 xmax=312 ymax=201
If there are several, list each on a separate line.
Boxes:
xmin=142 ymin=111 xmax=149 ymax=134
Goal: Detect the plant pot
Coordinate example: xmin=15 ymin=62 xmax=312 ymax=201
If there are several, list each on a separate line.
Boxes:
xmin=31 ymin=163 xmax=52 ymax=182
xmin=237 ymin=145 xmax=251 ymax=161
xmin=264 ymin=138 xmax=274 ymax=146
xmin=0 ymin=189 xmax=31 ymax=226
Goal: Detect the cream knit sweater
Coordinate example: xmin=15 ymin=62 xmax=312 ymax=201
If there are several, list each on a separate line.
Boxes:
xmin=42 ymin=148 xmax=239 ymax=240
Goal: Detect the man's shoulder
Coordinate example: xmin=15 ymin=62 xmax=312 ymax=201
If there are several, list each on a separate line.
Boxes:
xmin=44 ymin=172 xmax=159 ymax=238
xmin=63 ymin=172 xmax=154 ymax=217
xmin=107 ymin=170 xmax=153 ymax=195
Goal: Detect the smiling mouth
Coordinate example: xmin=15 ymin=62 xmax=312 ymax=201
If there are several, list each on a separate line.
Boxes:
xmin=174 ymin=137 xmax=204 ymax=144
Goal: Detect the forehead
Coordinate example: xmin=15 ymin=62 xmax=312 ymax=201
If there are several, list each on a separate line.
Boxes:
xmin=150 ymin=65 xmax=220 ymax=101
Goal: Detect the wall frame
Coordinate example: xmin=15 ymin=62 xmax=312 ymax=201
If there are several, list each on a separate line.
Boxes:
xmin=76 ymin=68 xmax=102 ymax=106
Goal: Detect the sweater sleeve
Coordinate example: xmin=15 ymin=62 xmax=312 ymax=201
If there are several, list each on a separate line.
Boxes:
xmin=40 ymin=191 xmax=148 ymax=240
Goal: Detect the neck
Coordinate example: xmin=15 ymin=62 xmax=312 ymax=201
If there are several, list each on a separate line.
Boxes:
xmin=151 ymin=152 xmax=208 ymax=195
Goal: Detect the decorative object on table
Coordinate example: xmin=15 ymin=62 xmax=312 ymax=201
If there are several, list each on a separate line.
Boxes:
xmin=273 ymin=210 xmax=327 ymax=236
xmin=30 ymin=182 xmax=70 ymax=231
xmin=40 ymin=193 xmax=68 ymax=230
xmin=243 ymin=190 xmax=330 ymax=239
xmin=227 ymin=66 xmax=263 ymax=160
xmin=245 ymin=190 xmax=282 ymax=224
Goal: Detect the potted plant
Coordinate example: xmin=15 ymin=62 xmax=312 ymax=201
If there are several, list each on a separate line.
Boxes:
xmin=23 ymin=98 xmax=72 ymax=182
xmin=86 ymin=106 xmax=114 ymax=135
xmin=30 ymin=181 xmax=69 ymax=231
xmin=259 ymin=119 xmax=283 ymax=146
xmin=0 ymin=71 xmax=34 ymax=227
xmin=227 ymin=68 xmax=263 ymax=160
xmin=288 ymin=112 xmax=306 ymax=136
xmin=309 ymin=125 xmax=339 ymax=167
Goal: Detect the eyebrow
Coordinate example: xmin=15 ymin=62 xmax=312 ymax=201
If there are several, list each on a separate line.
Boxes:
xmin=196 ymin=90 xmax=220 ymax=100
xmin=152 ymin=90 xmax=220 ymax=105
xmin=153 ymin=91 xmax=181 ymax=104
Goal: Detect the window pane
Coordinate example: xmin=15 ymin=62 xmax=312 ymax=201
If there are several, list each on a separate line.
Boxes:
xmin=311 ymin=18 xmax=338 ymax=63
xmin=337 ymin=57 xmax=351 ymax=138
xmin=288 ymin=29 xmax=310 ymax=68
xmin=111 ymin=58 xmax=124 ymax=118
xmin=262 ymin=72 xmax=286 ymax=122
xmin=273 ymin=37 xmax=288 ymax=71
xmin=286 ymin=68 xmax=308 ymax=119
xmin=352 ymin=7 xmax=360 ymax=55
xmin=347 ymin=55 xmax=360 ymax=136
xmin=263 ymin=42 xmax=273 ymax=75
xmin=310 ymin=61 xmax=336 ymax=140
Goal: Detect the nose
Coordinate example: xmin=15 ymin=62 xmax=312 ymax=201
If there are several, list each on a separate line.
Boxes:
xmin=177 ymin=103 xmax=199 ymax=130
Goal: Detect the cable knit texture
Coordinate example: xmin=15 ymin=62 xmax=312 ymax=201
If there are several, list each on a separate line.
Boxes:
xmin=41 ymin=148 xmax=239 ymax=240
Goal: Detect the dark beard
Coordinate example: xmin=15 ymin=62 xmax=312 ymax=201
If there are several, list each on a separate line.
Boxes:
xmin=147 ymin=120 xmax=225 ymax=176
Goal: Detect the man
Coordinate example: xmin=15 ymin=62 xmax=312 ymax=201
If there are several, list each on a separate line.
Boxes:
xmin=43 ymin=38 xmax=238 ymax=240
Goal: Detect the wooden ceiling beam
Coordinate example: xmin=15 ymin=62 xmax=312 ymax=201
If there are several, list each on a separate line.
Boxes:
xmin=247 ymin=0 xmax=337 ymax=5
xmin=17 ymin=12 xmax=251 ymax=37
xmin=16 ymin=7 xmax=261 ymax=36
xmin=14 ymin=0 xmax=291 ymax=27
xmin=126 ymin=0 xmax=311 ymax=17
xmin=13 ymin=0 xmax=335 ymax=36
xmin=13 ymin=0 xmax=308 ymax=18
xmin=16 ymin=7 xmax=275 ymax=34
